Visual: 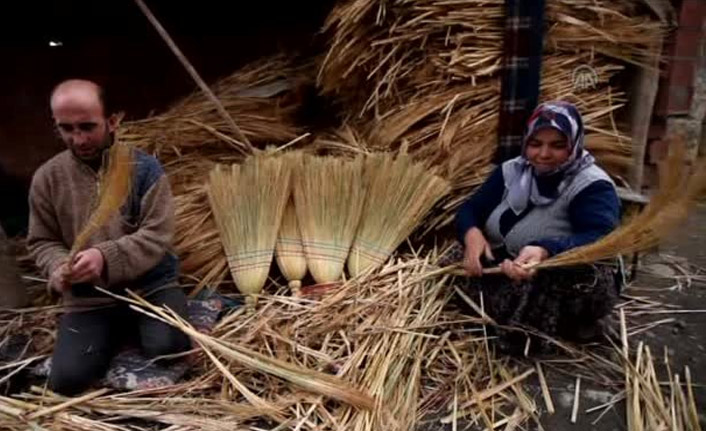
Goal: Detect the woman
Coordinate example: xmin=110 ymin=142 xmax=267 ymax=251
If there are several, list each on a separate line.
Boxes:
xmin=454 ymin=101 xmax=622 ymax=352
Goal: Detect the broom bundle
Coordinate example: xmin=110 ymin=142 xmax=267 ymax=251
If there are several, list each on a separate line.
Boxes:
xmin=348 ymin=152 xmax=451 ymax=276
xmin=207 ymin=155 xmax=291 ymax=305
xmin=294 ymin=155 xmax=365 ymax=284
xmin=69 ymin=142 xmax=134 ymax=262
xmin=539 ymin=138 xmax=706 ymax=269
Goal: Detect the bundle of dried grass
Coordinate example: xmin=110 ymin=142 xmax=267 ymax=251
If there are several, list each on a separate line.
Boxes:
xmin=348 ymin=151 xmax=450 ymax=276
xmin=274 ymin=198 xmax=308 ymax=295
xmin=319 ymin=0 xmax=663 ymax=116
xmin=207 ymin=155 xmax=291 ymax=305
xmin=69 ymin=143 xmax=134 ymax=261
xmin=540 ymin=139 xmax=706 ymax=269
xmin=294 ymin=155 xmax=365 ymax=284
xmin=119 ymin=55 xmax=308 ymax=161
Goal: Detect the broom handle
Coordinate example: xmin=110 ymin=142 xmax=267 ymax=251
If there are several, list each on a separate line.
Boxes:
xmin=133 ymin=0 xmax=253 ymax=153
xmin=446 ymin=263 xmax=538 ymax=276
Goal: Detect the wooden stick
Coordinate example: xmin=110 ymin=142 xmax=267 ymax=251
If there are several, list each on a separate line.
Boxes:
xmin=535 ymin=362 xmax=555 ymax=414
xmin=571 ymin=376 xmax=581 ymax=423
xmin=27 ymin=388 xmax=109 ymax=420
xmin=133 ymin=0 xmax=253 ymax=152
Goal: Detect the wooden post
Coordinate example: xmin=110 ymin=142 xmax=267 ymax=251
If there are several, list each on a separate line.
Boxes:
xmin=628 ymin=37 xmax=663 ymax=190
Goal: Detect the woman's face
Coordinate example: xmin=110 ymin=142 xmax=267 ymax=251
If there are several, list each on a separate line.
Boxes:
xmin=524 ymin=127 xmax=571 ymax=174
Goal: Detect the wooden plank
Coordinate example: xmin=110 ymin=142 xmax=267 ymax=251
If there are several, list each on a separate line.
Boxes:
xmin=628 ymin=37 xmax=663 ymax=190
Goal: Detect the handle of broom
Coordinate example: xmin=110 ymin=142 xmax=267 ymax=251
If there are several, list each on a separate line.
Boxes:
xmin=446 ymin=263 xmax=538 ymax=276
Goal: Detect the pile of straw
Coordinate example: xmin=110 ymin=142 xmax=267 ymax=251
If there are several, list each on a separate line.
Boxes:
xmin=1 ymin=250 xmax=701 ymax=430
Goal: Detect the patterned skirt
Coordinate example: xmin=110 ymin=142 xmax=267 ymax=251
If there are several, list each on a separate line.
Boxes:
xmin=443 ymin=243 xmax=622 ymax=353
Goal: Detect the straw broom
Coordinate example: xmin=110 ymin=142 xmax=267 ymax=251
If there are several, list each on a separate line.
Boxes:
xmin=207 ymin=155 xmax=291 ymax=306
xmin=347 ymin=151 xmax=450 ymax=276
xmin=538 ymin=140 xmax=706 ymax=269
xmin=69 ymin=142 xmax=134 ymax=262
xmin=274 ymin=198 xmax=307 ymax=296
xmin=294 ymin=155 xmax=365 ymax=284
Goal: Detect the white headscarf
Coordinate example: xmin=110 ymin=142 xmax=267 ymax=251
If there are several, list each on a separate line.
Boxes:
xmin=503 ymin=101 xmax=595 ymax=215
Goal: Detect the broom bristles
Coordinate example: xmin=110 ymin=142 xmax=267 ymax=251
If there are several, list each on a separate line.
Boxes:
xmin=540 ymin=137 xmax=706 ymax=268
xmin=207 ymin=155 xmax=291 ymax=301
xmin=295 ymin=155 xmax=365 ymax=284
xmin=70 ymin=143 xmax=134 ymax=261
xmin=348 ymin=152 xmax=450 ymax=276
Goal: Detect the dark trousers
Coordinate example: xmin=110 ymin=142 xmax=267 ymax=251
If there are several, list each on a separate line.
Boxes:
xmin=49 ymin=287 xmax=191 ymax=396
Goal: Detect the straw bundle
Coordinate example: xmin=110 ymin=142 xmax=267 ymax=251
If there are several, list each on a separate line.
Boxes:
xmin=294 ymin=155 xmax=365 ymax=284
xmin=207 ymin=155 xmax=291 ymax=305
xmin=348 ymin=152 xmax=450 ymax=276
xmin=119 ymin=55 xmax=308 ymax=161
xmin=274 ymin=198 xmax=308 ymax=295
xmin=69 ymin=143 xmax=134 ymax=261
xmin=540 ymin=140 xmax=706 ymax=269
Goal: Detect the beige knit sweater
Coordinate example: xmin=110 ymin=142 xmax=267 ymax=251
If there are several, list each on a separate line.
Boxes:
xmin=28 ymin=149 xmax=178 ymax=304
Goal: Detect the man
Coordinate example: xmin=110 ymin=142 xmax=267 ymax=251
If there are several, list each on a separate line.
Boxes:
xmin=28 ymin=79 xmax=190 ymax=395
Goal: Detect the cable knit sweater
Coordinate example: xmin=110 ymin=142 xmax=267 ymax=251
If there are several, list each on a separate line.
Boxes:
xmin=28 ymin=148 xmax=179 ymax=305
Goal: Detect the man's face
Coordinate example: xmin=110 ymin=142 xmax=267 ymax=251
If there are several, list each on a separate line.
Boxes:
xmin=51 ymin=91 xmax=116 ymax=162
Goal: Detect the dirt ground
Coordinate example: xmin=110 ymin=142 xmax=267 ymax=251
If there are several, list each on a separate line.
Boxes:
xmin=534 ymin=203 xmax=706 ymax=431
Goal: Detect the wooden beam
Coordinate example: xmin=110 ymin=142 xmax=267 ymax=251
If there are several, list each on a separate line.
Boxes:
xmin=628 ymin=37 xmax=663 ymax=190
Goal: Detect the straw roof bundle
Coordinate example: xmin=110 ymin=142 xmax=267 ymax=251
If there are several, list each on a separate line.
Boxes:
xmin=207 ymin=155 xmax=291 ymax=305
xmin=294 ymin=155 xmax=366 ymax=284
xmin=348 ymin=152 xmax=450 ymax=276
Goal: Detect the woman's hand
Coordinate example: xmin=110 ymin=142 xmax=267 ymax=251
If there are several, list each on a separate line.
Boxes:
xmin=463 ymin=227 xmax=494 ymax=277
xmin=500 ymin=245 xmax=549 ymax=281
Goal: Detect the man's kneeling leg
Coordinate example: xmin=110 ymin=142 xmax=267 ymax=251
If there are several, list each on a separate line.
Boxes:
xmin=138 ymin=287 xmax=191 ymax=358
xmin=49 ymin=308 xmax=116 ymax=395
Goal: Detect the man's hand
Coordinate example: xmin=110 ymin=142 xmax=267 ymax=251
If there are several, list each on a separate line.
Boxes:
xmin=500 ymin=245 xmax=549 ymax=281
xmin=48 ymin=263 xmax=70 ymax=293
xmin=463 ymin=227 xmax=495 ymax=277
xmin=69 ymin=248 xmax=105 ymax=284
